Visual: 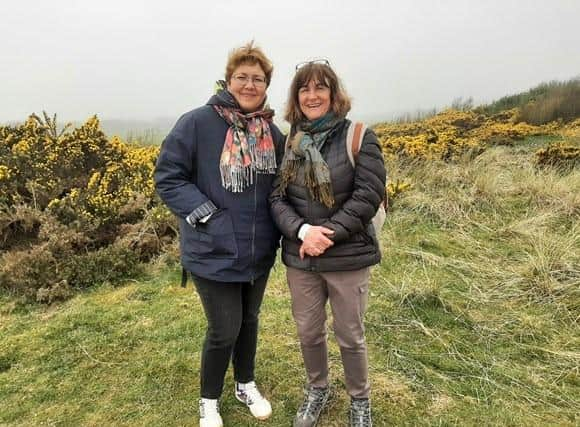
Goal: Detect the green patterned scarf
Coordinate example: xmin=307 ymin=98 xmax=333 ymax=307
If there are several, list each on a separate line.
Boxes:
xmin=278 ymin=113 xmax=343 ymax=208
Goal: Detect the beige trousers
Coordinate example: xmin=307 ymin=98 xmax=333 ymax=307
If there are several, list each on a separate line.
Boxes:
xmin=287 ymin=266 xmax=371 ymax=399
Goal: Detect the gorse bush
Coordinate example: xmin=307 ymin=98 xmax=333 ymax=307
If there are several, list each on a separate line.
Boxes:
xmin=373 ymin=108 xmax=553 ymax=160
xmin=0 ymin=113 xmax=176 ymax=302
xmin=374 ymin=110 xmax=482 ymax=160
xmin=536 ymin=120 xmax=580 ymax=171
xmin=1 ymin=113 xmax=158 ymax=224
xmin=536 ymin=142 xmax=580 ymax=170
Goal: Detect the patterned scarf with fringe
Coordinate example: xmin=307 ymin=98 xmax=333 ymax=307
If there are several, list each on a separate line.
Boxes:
xmin=278 ymin=113 xmax=343 ymax=208
xmin=208 ymin=80 xmax=277 ymax=192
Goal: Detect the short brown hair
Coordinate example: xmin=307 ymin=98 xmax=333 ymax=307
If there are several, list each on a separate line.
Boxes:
xmin=285 ymin=62 xmax=352 ymax=124
xmin=225 ymin=41 xmax=273 ymax=86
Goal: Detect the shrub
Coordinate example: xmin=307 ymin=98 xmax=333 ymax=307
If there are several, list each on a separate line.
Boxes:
xmin=478 ymin=77 xmax=580 ymax=122
xmin=536 ymin=142 xmax=580 ymax=171
xmin=373 ymin=109 xmax=550 ymax=160
xmin=0 ymin=113 xmax=158 ymax=224
xmin=517 ymin=80 xmax=580 ymax=125
xmin=0 ymin=113 xmax=175 ymax=302
xmin=388 ymin=180 xmax=412 ymax=199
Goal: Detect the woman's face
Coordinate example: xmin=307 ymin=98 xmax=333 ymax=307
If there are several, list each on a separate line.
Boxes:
xmin=227 ymin=63 xmax=267 ymax=112
xmin=298 ymin=79 xmax=331 ymax=121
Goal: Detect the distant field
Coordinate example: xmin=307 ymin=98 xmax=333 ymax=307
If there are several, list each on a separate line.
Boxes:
xmin=1 ymin=136 xmax=578 ymax=426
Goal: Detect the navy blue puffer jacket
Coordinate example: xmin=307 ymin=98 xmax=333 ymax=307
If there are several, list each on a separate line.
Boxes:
xmin=154 ymin=102 xmax=285 ymax=282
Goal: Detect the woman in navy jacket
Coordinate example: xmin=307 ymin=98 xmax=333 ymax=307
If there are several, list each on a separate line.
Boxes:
xmin=154 ymin=42 xmax=284 ymax=427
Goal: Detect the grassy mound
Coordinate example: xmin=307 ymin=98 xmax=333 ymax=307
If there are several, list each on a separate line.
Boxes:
xmin=1 ymin=137 xmax=578 ymax=425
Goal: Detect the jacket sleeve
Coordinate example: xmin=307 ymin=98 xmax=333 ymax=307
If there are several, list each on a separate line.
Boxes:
xmin=269 ymin=137 xmax=306 ymax=241
xmin=322 ymin=129 xmax=386 ymax=243
xmin=154 ymin=113 xmax=215 ymax=223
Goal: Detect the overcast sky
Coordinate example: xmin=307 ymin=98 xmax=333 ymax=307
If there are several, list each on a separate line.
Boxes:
xmin=2 ymin=0 xmax=580 ymax=125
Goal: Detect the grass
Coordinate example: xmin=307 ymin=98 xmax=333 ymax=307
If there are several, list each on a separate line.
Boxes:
xmin=1 ymin=136 xmax=579 ymax=426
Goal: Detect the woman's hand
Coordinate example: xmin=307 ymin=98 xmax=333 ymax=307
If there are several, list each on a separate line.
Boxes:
xmin=299 ymin=226 xmax=335 ymax=259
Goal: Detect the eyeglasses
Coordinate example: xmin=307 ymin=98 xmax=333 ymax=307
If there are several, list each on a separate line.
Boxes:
xmin=232 ymin=74 xmax=267 ymax=87
xmin=295 ymin=59 xmax=331 ymax=71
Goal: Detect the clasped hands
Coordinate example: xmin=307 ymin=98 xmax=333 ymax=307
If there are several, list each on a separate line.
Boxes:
xmin=299 ymin=226 xmax=335 ymax=259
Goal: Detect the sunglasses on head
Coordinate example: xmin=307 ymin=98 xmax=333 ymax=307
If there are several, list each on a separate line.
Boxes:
xmin=295 ymin=59 xmax=331 ymax=72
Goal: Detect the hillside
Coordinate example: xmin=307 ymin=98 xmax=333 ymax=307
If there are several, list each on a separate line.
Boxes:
xmin=1 ymin=130 xmax=579 ymax=425
xmin=477 ymin=77 xmax=580 ymax=124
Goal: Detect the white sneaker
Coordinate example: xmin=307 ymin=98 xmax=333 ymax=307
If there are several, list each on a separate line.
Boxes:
xmin=199 ymin=398 xmax=223 ymax=427
xmin=235 ymin=381 xmax=272 ymax=420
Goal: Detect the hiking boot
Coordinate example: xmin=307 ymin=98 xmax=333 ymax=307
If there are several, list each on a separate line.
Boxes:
xmin=199 ymin=398 xmax=223 ymax=427
xmin=293 ymin=385 xmax=330 ymax=427
xmin=235 ymin=381 xmax=272 ymax=420
xmin=349 ymin=398 xmax=372 ymax=427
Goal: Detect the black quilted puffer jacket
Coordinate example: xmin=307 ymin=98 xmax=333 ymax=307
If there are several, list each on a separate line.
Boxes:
xmin=269 ymin=119 xmax=386 ymax=272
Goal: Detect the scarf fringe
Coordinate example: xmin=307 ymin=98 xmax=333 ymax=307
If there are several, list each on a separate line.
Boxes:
xmin=220 ymin=163 xmax=254 ymax=193
xmin=279 ymin=159 xmax=301 ymax=196
xmin=248 ymin=141 xmax=277 ymax=174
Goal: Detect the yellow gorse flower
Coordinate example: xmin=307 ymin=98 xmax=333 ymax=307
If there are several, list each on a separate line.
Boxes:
xmin=373 ymin=108 xmax=557 ymax=160
xmin=0 ymin=113 xmax=162 ymax=224
xmin=0 ymin=165 xmax=11 ymax=181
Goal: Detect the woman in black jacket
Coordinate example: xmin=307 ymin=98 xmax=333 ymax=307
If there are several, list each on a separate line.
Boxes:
xmin=155 ymin=42 xmax=284 ymax=427
xmin=270 ymin=60 xmax=386 ymax=427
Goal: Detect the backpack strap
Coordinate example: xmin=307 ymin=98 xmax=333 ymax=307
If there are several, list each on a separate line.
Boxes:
xmin=346 ymin=122 xmax=367 ymax=167
xmin=346 ymin=121 xmax=388 ymax=210
xmin=284 ymin=132 xmax=292 ymax=149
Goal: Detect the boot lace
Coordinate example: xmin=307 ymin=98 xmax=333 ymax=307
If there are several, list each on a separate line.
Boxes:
xmin=296 ymin=387 xmax=329 ymax=419
xmin=350 ymin=399 xmax=372 ymax=427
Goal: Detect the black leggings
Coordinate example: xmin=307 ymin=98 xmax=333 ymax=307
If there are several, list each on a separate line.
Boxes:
xmin=192 ymin=272 xmax=269 ymax=399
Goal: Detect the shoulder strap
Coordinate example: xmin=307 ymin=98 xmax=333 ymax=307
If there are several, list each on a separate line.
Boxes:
xmin=346 ymin=122 xmax=388 ymax=210
xmin=346 ymin=122 xmax=367 ymax=167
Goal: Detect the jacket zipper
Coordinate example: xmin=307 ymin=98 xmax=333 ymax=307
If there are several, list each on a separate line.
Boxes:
xmin=307 ymin=180 xmax=314 ymax=271
xmin=250 ymin=176 xmax=258 ymax=284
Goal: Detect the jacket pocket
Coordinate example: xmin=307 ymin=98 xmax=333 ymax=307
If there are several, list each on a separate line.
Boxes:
xmin=185 ymin=209 xmax=238 ymax=258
